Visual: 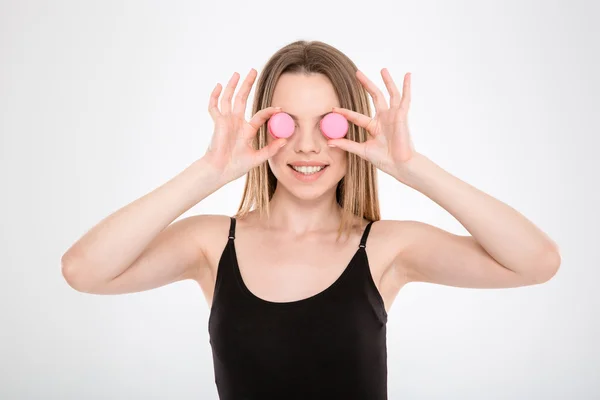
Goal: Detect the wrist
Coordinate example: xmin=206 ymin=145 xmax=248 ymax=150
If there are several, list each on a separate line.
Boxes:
xmin=393 ymin=152 xmax=439 ymax=189
xmin=393 ymin=152 xmax=431 ymax=187
xmin=190 ymin=157 xmax=231 ymax=188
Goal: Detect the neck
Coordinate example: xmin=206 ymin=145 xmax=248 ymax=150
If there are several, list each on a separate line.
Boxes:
xmin=260 ymin=186 xmax=342 ymax=234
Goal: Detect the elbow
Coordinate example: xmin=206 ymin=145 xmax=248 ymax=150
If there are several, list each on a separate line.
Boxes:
xmin=530 ymin=246 xmax=562 ymax=284
xmin=61 ymin=251 xmax=96 ymax=293
xmin=61 ymin=252 xmax=84 ymax=292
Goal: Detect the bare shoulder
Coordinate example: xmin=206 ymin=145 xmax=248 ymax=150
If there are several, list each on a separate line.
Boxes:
xmin=371 ymin=218 xmax=433 ymax=252
xmin=188 ymin=213 xmax=232 ymax=242
xmin=185 ymin=213 xmax=232 ymax=270
xmin=368 ymin=218 xmax=414 ymax=254
xmin=367 ymin=219 xmax=419 ymax=285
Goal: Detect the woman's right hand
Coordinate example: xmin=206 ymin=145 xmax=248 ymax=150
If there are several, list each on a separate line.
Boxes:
xmin=202 ymin=69 xmax=287 ymax=183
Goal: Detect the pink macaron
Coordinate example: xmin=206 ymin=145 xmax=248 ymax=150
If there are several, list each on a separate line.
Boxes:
xmin=267 ymin=112 xmax=295 ymax=139
xmin=320 ymin=112 xmax=348 ymax=139
xmin=268 ymin=111 xmax=349 ymax=140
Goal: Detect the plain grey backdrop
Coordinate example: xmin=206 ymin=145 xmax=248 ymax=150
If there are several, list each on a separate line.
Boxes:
xmin=1 ymin=0 xmax=598 ymax=398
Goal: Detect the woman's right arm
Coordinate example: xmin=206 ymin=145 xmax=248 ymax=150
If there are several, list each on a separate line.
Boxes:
xmin=61 ymin=68 xmax=288 ymax=295
xmin=60 ymin=158 xmax=227 ymax=295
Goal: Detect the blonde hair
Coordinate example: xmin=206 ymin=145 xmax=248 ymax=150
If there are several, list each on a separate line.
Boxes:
xmin=234 ymin=40 xmax=381 ymax=241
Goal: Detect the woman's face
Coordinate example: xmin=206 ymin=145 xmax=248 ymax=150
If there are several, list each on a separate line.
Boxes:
xmin=267 ymin=72 xmax=347 ymax=200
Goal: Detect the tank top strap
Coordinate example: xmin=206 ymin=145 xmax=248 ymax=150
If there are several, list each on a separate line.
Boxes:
xmin=355 ymin=220 xmax=387 ymax=324
xmin=228 ymin=216 xmax=236 ymax=240
xmin=358 ymin=220 xmax=375 ymax=249
xmin=210 ymin=217 xmax=238 ymax=311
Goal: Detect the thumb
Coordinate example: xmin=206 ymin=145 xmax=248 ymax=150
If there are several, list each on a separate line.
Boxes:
xmin=327 ymin=138 xmax=363 ymax=156
xmin=256 ymin=139 xmax=287 ymax=164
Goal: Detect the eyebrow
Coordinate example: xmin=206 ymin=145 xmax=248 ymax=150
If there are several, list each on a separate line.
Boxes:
xmin=286 ymin=112 xmax=331 ymax=121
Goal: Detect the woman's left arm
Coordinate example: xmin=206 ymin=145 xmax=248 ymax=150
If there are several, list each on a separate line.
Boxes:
xmin=328 ymin=69 xmax=561 ymax=288
xmin=390 ymin=152 xmax=560 ymax=287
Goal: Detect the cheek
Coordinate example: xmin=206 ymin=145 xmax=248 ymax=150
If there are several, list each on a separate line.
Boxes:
xmin=325 ymin=151 xmax=347 ymax=178
xmin=332 ymin=149 xmax=348 ymax=167
xmin=268 ymin=146 xmax=287 ymax=172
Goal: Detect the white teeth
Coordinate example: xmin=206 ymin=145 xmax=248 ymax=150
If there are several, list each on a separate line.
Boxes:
xmin=291 ymin=165 xmax=326 ymax=174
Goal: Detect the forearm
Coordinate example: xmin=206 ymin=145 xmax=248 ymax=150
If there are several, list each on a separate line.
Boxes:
xmin=61 ymin=157 xmax=226 ymax=279
xmin=396 ymin=153 xmax=559 ymax=275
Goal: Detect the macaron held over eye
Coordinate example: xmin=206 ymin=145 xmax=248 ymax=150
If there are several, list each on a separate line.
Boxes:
xmin=267 ymin=112 xmax=349 ymax=140
xmin=320 ymin=113 xmax=348 ymax=139
xmin=267 ymin=112 xmax=295 ymax=139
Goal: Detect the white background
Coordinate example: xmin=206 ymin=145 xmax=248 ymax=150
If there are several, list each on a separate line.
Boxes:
xmin=1 ymin=0 xmax=598 ymax=398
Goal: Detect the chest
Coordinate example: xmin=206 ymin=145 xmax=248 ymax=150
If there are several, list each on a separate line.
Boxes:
xmin=199 ymin=223 xmax=404 ymax=314
xmin=233 ymin=236 xmax=363 ymax=303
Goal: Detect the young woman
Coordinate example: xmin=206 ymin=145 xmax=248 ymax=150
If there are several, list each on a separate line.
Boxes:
xmin=61 ymin=40 xmax=561 ymax=399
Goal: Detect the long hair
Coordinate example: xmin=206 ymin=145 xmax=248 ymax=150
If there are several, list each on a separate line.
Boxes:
xmin=234 ymin=40 xmax=381 ymax=241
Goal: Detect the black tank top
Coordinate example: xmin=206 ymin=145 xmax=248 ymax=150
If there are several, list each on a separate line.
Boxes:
xmin=208 ymin=217 xmax=388 ymax=399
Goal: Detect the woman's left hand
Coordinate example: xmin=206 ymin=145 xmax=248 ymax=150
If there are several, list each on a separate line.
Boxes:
xmin=327 ymin=69 xmax=415 ymax=179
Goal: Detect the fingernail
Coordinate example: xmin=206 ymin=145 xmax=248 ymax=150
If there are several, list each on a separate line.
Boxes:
xmin=280 ymin=141 xmax=287 ymax=147
xmin=328 ymin=143 xmax=337 ymax=147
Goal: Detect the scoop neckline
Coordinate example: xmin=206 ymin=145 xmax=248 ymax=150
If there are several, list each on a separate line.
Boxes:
xmin=229 ymin=239 xmax=364 ymax=308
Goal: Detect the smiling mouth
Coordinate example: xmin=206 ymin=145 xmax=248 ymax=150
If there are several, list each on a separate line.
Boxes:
xmin=288 ymin=165 xmax=329 ymax=174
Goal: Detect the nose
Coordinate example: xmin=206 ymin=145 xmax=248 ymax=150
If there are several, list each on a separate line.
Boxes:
xmin=292 ymin=122 xmax=325 ymax=154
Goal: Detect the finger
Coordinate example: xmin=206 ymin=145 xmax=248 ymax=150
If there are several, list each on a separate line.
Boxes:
xmin=356 ymin=70 xmax=388 ymax=112
xmin=400 ymin=73 xmax=411 ymax=110
xmin=381 ymin=68 xmax=402 ymax=108
xmin=245 ymin=107 xmax=282 ymax=138
xmin=327 ymin=138 xmax=367 ymax=159
xmin=331 ymin=107 xmax=377 ymax=136
xmin=208 ymin=83 xmax=223 ymax=120
xmin=233 ymin=68 xmax=257 ymax=116
xmin=256 ymin=138 xmax=288 ymax=164
xmin=220 ymin=72 xmax=240 ymax=115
